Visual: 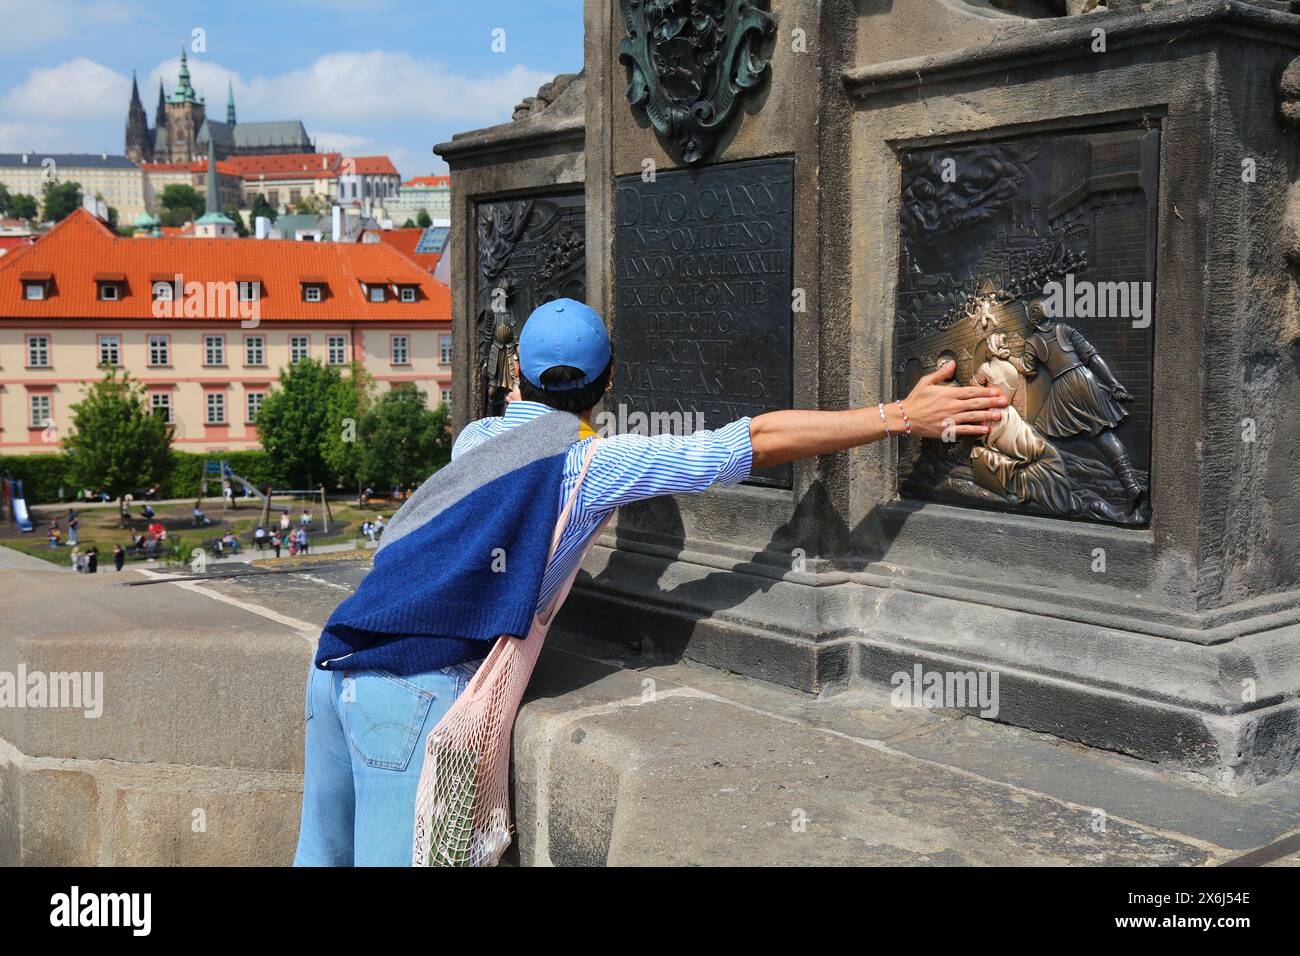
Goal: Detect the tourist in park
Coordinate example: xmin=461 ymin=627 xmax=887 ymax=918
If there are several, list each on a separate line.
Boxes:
xmin=67 ymin=509 xmax=79 ymax=546
xmin=86 ymin=546 xmax=99 ymax=574
xmin=271 ymin=532 xmax=282 ymax=559
xmin=70 ymin=546 xmax=84 ymax=572
xmin=47 ymin=522 xmax=61 ymax=548
xmin=280 ymin=511 xmax=291 ymax=534
xmin=253 ymin=525 xmax=267 ymax=551
xmin=193 ymin=501 xmax=211 ymax=526
xmin=113 ymin=545 xmax=125 ymax=573
xmin=296 ymin=527 xmax=309 ymax=555
xmin=294 ymin=298 xmax=1006 ymax=867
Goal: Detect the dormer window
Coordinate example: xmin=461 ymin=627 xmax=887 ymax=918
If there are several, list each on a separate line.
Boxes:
xmin=151 ymin=278 xmax=174 ymax=301
xmin=399 ymin=286 xmax=416 ymax=303
xmin=20 ymin=271 xmax=51 ymax=300
xmin=95 ymin=272 xmax=125 ymax=301
xmin=237 ymin=278 xmax=261 ymax=302
xmin=301 ymin=277 xmax=327 ymax=302
xmin=369 ymin=285 xmax=386 ymax=303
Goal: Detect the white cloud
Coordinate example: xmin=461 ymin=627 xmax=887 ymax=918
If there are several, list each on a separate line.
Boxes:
xmin=311 ymin=131 xmax=373 ymax=153
xmin=0 ymin=121 xmax=81 ymax=153
xmin=0 ymin=0 xmax=145 ymax=52
xmin=2 ymin=58 xmax=131 ymax=121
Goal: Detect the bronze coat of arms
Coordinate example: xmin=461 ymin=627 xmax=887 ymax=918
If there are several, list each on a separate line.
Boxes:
xmin=618 ymin=0 xmax=775 ymax=165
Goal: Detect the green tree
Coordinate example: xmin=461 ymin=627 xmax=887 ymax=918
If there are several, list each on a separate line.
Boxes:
xmin=254 ymin=358 xmax=343 ymax=488
xmin=62 ymin=370 xmax=172 ymax=517
xmin=359 ymin=385 xmax=451 ymax=491
xmin=42 ymin=180 xmax=83 ymax=222
xmin=0 ymin=182 xmax=10 ymax=217
xmin=8 ymin=192 xmax=38 ymax=221
xmin=401 ymin=217 xmax=417 ymax=228
xmin=321 ymin=363 xmax=374 ymax=492
xmin=250 ymin=194 xmax=278 ymax=223
xmin=158 ymin=183 xmax=205 ymax=227
xmin=416 ymin=208 xmax=432 ymax=229
xmin=225 ymin=205 xmax=249 ymax=237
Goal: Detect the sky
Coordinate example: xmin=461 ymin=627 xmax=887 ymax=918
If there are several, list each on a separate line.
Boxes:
xmin=0 ymin=0 xmax=584 ymax=178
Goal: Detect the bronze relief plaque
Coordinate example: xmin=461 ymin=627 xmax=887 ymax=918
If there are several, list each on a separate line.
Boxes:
xmin=894 ymin=126 xmax=1158 ymax=526
xmin=613 ymin=156 xmax=795 ymax=487
xmin=474 ymin=192 xmax=586 ymax=416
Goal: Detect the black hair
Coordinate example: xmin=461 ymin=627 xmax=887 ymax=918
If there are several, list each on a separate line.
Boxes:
xmin=518 ymin=348 xmax=615 ymax=414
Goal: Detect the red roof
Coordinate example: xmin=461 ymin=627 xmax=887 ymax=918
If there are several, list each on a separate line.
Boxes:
xmin=368 ymin=228 xmax=440 ymax=273
xmin=0 ymin=208 xmax=450 ymax=322
xmin=349 ymin=156 xmax=400 ymax=177
xmin=226 ymin=152 xmax=342 ymax=181
xmin=404 ymin=176 xmax=450 ymax=189
xmin=0 ymin=236 xmax=34 ymax=253
xmin=141 ymin=159 xmax=238 ymax=176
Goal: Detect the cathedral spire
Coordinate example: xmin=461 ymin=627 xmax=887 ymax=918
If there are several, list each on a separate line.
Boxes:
xmin=125 ymin=70 xmax=151 ymax=163
xmin=226 ymin=77 xmax=236 ymax=126
xmin=155 ymin=78 xmax=166 ymax=128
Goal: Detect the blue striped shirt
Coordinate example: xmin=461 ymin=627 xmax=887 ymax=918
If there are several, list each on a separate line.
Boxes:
xmin=452 ymin=401 xmax=753 ymax=610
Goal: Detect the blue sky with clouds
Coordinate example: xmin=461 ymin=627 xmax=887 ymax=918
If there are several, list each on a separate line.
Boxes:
xmin=0 ymin=0 xmax=583 ymax=178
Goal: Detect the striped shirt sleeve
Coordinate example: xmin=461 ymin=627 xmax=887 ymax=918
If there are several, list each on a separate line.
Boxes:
xmin=451 ymin=420 xmax=494 ymax=460
xmin=577 ymin=417 xmax=754 ymax=511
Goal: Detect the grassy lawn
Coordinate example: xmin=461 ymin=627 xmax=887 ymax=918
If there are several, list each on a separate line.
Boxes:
xmin=2 ymin=496 xmax=397 ymax=567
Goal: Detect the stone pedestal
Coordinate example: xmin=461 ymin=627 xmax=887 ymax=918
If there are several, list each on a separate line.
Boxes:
xmin=443 ymin=0 xmax=1300 ymax=787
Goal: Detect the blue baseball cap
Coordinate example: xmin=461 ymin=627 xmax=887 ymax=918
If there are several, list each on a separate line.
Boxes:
xmin=518 ymin=298 xmax=611 ymax=391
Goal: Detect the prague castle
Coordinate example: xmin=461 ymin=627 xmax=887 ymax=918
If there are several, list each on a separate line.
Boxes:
xmin=125 ymin=49 xmax=313 ymax=164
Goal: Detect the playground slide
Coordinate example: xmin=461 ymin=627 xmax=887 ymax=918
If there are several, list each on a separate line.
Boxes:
xmin=12 ymin=494 xmax=33 ymax=532
xmin=225 ymin=469 xmax=267 ymax=502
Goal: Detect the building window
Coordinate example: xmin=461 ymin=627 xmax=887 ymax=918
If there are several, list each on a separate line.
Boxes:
xmin=328 ymin=335 xmax=347 ymax=365
xmin=239 ymin=282 xmax=260 ymax=303
xmin=439 ymin=335 xmax=452 ymax=365
xmin=204 ymin=335 xmax=225 ymax=366
xmin=290 ymin=335 xmax=310 ymax=362
xmin=98 ymin=335 xmax=120 ymax=367
xmin=152 ymin=282 xmax=173 ymax=301
xmin=440 ymin=388 xmax=451 ymax=405
xmin=245 ymin=336 xmax=265 ymax=366
xmin=29 ymin=393 xmax=52 ymax=429
xmin=304 ymin=286 xmax=322 ymax=303
xmin=246 ymin=391 xmax=264 ymax=423
xmin=98 ymin=284 xmax=120 ymax=301
xmin=23 ymin=283 xmax=45 ymax=301
xmin=206 ymin=392 xmax=226 ymax=425
xmin=369 ymin=285 xmax=386 ymax=303
xmin=268 ymin=190 xmax=279 ymax=205
xmin=400 ymin=287 xmax=416 ymax=303
xmin=391 ymin=335 xmax=409 ymax=365
xmin=27 ymin=335 xmax=50 ymax=368
xmin=148 ymin=335 xmax=170 ymax=366
xmin=151 ymin=392 xmax=172 ymax=423
xmin=289 ymin=189 xmax=301 ymax=204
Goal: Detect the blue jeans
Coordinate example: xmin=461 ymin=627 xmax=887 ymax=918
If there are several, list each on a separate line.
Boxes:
xmin=294 ymin=660 xmax=480 ymax=867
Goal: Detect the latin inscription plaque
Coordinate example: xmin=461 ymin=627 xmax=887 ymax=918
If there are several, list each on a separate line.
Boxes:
xmin=613 ymin=157 xmax=794 ymax=487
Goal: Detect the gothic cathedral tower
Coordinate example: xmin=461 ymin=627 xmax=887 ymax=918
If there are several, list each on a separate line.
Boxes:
xmin=162 ymin=47 xmax=205 ymax=163
xmin=124 ymin=71 xmax=152 ymax=163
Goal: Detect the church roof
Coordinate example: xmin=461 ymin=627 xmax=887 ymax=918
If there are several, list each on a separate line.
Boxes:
xmin=197 ymin=119 xmax=313 ymax=152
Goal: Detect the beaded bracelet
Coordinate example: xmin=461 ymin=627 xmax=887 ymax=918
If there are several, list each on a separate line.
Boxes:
xmin=896 ymin=400 xmax=911 ymax=436
xmin=878 ymin=402 xmax=891 ymax=437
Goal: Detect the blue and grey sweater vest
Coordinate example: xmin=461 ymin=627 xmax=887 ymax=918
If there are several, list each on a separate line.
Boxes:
xmin=314 ymin=411 xmax=583 ymax=676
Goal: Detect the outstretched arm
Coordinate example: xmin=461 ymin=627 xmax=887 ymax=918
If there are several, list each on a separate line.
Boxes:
xmin=749 ymin=361 xmax=1007 ymax=470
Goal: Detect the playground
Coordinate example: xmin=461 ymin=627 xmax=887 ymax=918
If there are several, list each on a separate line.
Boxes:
xmin=0 ymin=491 xmax=389 ymax=568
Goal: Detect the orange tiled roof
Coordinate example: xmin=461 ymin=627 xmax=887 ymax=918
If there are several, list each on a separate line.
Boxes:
xmin=226 ymin=152 xmax=343 ymax=181
xmin=349 ymin=156 xmax=400 ymax=176
xmin=404 ymin=175 xmax=450 ymax=188
xmin=369 ymin=228 xmax=439 ymax=273
xmin=141 ymin=159 xmax=238 ymax=176
xmin=0 ymin=208 xmax=450 ymax=323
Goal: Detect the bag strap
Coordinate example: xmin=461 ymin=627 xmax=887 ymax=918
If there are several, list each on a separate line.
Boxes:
xmin=544 ymin=437 xmax=601 ymax=565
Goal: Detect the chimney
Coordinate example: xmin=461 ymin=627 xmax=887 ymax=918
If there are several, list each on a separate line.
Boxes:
xmin=331 ymin=205 xmax=342 ymax=243
xmin=254 ymin=216 xmax=271 ymax=240
xmin=21 ymin=153 xmax=28 ymax=164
